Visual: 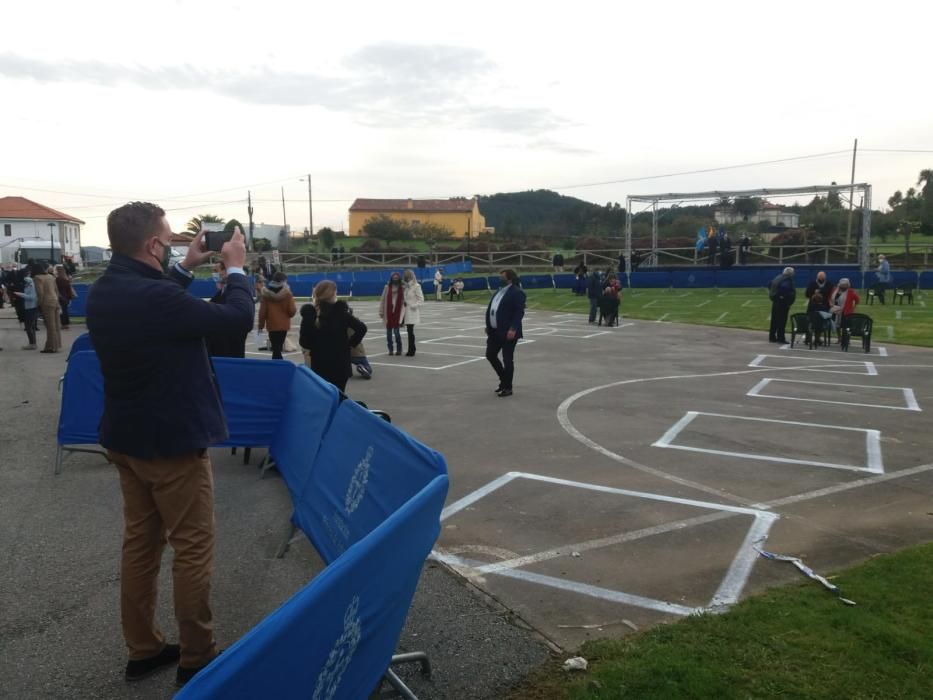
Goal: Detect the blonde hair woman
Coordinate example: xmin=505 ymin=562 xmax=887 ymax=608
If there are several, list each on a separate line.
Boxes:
xmin=401 ymin=269 xmax=424 ymax=356
xmin=299 ymin=280 xmax=367 ymax=392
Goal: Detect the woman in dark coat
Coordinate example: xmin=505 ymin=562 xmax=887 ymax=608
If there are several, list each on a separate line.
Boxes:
xmin=299 ymin=280 xmax=367 ymax=392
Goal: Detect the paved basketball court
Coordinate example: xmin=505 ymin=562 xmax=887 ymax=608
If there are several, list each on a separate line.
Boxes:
xmin=335 ymin=298 xmax=933 ymax=649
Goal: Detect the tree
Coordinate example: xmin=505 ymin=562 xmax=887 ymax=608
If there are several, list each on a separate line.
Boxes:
xmin=827 ymin=183 xmax=842 ymax=210
xmin=733 ymin=197 xmax=761 ymax=220
xmin=252 ymin=237 xmax=272 ymax=252
xmin=716 ymin=196 xmax=732 ymax=208
xmin=888 ymin=190 xmax=903 ymax=212
xmin=361 ymin=215 xmax=408 ymax=243
xmin=186 ymin=214 xmax=225 ymax=234
xmin=223 ymin=218 xmax=243 ymax=233
xmin=918 ymin=169 xmax=933 ymax=231
xmin=318 ymin=227 xmax=337 ymax=251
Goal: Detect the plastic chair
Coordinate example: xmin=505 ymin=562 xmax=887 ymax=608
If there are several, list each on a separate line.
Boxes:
xmin=840 ymin=313 xmax=872 ymax=353
xmin=894 ymin=283 xmax=915 ymax=305
xmin=789 ymin=313 xmax=811 ymax=349
xmin=867 ymin=284 xmax=886 ymax=305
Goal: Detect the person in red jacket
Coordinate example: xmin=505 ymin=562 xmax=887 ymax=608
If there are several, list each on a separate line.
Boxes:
xmin=829 ymin=278 xmax=860 ymax=336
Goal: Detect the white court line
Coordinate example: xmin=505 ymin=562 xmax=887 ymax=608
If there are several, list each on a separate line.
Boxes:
xmin=370 ymin=356 xmax=486 ymax=371
xmin=436 ymin=471 xmax=776 ymax=614
xmin=709 ymin=513 xmax=780 ymax=608
xmin=714 ymin=312 xmax=729 ymax=322
xmin=896 ymin=310 xmax=902 ymax=320
xmin=652 ymin=410 xmax=884 ymax=474
xmin=696 ymin=299 xmax=712 ymax=307
xmin=656 ymin=313 xmax=670 ymax=322
xmin=559 ymin=300 xmax=579 ymax=308
xmin=778 ymin=345 xmax=890 ymax=358
xmin=749 ymin=354 xmax=878 ymax=376
xmin=642 ymin=300 xmax=658 ymax=308
xmin=434 ymin=551 xmax=698 ymax=617
xmin=741 ymin=299 xmax=755 ymax=307
xmin=887 ymin=325 xmax=895 ymax=338
xmin=746 ymin=377 xmax=921 ymax=412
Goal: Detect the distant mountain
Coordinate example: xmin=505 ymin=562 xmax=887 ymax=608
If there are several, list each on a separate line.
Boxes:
xmin=477 ymin=190 xmax=626 ymax=238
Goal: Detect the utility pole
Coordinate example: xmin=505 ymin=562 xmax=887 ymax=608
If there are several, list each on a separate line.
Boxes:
xmin=281 ymin=186 xmax=288 ymax=246
xmin=845 ymin=138 xmax=858 ymax=256
xmin=48 ymin=222 xmax=56 ymax=263
xmin=247 ymin=190 xmax=255 ymax=252
xmin=308 ymin=173 xmax=314 ymax=238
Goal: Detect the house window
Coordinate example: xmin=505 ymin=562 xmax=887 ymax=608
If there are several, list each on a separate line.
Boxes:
xmin=412 ymin=219 xmax=421 ymax=226
xmin=3 ymin=224 xmax=10 ymax=237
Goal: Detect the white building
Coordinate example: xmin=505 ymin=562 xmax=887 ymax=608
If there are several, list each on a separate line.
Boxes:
xmin=715 ymin=203 xmax=799 ymax=229
xmin=0 ymin=196 xmax=85 ymax=265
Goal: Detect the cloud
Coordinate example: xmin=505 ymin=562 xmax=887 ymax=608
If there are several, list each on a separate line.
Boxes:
xmin=0 ymin=45 xmax=568 ymax=137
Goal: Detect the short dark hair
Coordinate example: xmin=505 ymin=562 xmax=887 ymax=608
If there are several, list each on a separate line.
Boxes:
xmin=272 ymin=271 xmax=287 ymax=283
xmin=500 ymin=268 xmax=520 ymax=285
xmin=107 ymin=202 xmax=166 ymax=255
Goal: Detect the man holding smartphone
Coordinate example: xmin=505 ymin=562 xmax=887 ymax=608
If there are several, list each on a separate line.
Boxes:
xmin=87 ymin=202 xmax=254 ymax=687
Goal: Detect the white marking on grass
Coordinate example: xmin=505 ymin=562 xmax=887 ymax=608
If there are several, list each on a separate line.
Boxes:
xmin=887 ymin=325 xmax=894 ymax=338
xmin=641 ymin=299 xmax=658 ymax=308
xmin=741 ymin=299 xmax=755 ymax=307
xmin=656 ymin=313 xmax=670 ymax=322
xmin=696 ymin=299 xmax=712 ymax=307
xmin=714 ymin=312 xmax=729 ymax=322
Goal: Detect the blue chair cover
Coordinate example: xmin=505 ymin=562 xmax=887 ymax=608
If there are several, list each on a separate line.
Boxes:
xmin=66 ymin=332 xmax=94 ymax=361
xmin=176 ymin=475 xmax=449 ymax=700
xmin=295 ymin=398 xmax=448 ymax=564
xmin=57 ymin=351 xmax=104 ymax=446
xmin=212 ymin=359 xmax=297 ymax=448
xmin=269 ymin=366 xmax=341 ymax=499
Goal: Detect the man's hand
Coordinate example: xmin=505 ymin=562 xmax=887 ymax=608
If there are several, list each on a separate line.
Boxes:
xmin=181 ymin=230 xmax=214 ymax=271
xmin=222 ymin=227 xmax=247 ymax=270
xmin=506 ymin=329 xmax=517 ymax=341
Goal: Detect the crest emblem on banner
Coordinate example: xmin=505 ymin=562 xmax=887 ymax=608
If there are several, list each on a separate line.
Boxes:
xmin=312 ymin=596 xmax=362 ymax=700
xmin=345 ymin=446 xmax=373 ymax=514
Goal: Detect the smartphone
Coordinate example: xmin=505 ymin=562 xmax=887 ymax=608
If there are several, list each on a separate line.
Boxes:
xmin=204 ymin=229 xmax=234 ymax=252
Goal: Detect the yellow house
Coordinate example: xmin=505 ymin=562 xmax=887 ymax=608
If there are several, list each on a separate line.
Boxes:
xmin=348 ymin=197 xmax=487 ymax=239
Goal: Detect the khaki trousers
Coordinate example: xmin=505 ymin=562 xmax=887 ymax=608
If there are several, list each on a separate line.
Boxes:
xmin=108 ymin=450 xmax=217 ymax=667
xmin=41 ymin=304 xmax=61 ymax=352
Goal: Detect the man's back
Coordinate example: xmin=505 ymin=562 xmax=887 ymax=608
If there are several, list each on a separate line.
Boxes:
xmin=87 ymin=254 xmax=253 ymax=459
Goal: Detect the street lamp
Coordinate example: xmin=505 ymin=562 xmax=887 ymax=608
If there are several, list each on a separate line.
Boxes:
xmin=47 ymin=222 xmax=56 ymax=264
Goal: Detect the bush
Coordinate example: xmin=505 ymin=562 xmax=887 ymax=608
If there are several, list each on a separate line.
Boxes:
xmin=576 ymin=236 xmax=612 ymax=250
xmin=356 ymin=238 xmax=383 ymax=253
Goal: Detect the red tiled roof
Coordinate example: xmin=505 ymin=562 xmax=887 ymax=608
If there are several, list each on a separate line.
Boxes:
xmin=350 ymin=198 xmax=476 ymax=213
xmin=0 ymin=196 xmax=85 ymax=224
xmin=170 ymin=232 xmax=195 ymax=244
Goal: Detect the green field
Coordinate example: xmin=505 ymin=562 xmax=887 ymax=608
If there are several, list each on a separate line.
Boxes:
xmin=464 ymin=287 xmax=933 ymax=348
xmin=511 ymin=543 xmax=933 ymax=700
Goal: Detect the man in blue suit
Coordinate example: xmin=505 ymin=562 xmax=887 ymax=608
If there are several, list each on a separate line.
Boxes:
xmin=87 ymin=202 xmax=254 ymax=687
xmin=485 ymin=269 xmax=526 ymax=397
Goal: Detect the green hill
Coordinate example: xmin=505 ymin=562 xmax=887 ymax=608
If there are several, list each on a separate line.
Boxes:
xmin=477 ymin=189 xmax=626 ymax=238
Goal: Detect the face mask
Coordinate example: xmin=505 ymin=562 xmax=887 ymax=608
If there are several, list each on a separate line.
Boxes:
xmin=211 ymin=273 xmax=222 ymax=283
xmin=153 ymin=240 xmax=171 ymax=272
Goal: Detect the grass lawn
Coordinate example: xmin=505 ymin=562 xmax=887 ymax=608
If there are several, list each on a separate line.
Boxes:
xmin=510 ymin=542 xmax=933 ymax=700
xmin=466 ymin=287 xmax=933 ymax=348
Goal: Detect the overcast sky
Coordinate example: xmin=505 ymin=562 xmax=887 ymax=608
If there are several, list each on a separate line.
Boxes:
xmin=2 ymin=0 xmax=931 ymax=247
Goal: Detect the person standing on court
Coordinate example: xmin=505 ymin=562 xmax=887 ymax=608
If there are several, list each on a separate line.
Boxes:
xmin=586 ymin=269 xmax=602 ymax=324
xmin=401 ymin=268 xmax=424 ymax=356
xmin=33 ymin=263 xmax=62 ymax=353
xmin=258 ymin=271 xmax=297 ymax=360
xmin=486 ymin=269 xmax=526 ymax=397
xmin=86 ymin=203 xmax=253 ymax=688
xmin=379 ymin=271 xmax=404 ymax=355
xmin=768 ymin=266 xmax=796 ymax=344
xmin=56 ymin=265 xmax=76 ymax=330
xmin=299 ymin=280 xmax=367 ymax=392
xmin=434 ymin=267 xmax=444 ymax=301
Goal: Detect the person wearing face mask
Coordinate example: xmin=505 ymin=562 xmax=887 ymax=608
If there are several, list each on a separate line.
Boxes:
xmin=379 ymin=271 xmax=405 ymax=355
xmin=805 ymin=270 xmax=833 ymax=302
xmin=258 ymin=271 xmax=297 ymax=360
xmin=206 ymin=262 xmax=249 ymax=358
xmin=401 ymin=269 xmax=424 ymax=356
xmin=86 ymin=202 xmax=253 ymax=688
xmin=299 ymin=280 xmax=367 ymax=391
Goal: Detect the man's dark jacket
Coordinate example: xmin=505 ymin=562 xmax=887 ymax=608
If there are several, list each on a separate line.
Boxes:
xmin=207 ymin=287 xmax=249 ymax=358
xmin=769 ymin=273 xmax=796 ymax=305
xmin=805 ymin=278 xmax=834 ymax=300
xmin=86 ymin=254 xmax=254 ymax=459
xmin=485 ymin=284 xmax=526 ymax=340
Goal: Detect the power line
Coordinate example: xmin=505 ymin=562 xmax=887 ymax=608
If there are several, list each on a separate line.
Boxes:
xmin=78 ymin=198 xmax=248 ymax=220
xmin=548 ymin=150 xmax=852 ymax=191
xmin=860 ymin=148 xmax=933 ymax=154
